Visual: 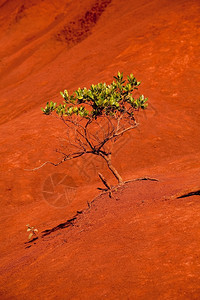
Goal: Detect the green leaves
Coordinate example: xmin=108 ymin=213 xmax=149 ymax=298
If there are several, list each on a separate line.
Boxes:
xmin=42 ymin=72 xmax=148 ymax=119
xmin=41 ymin=101 xmax=57 ymax=115
xmin=127 ymin=94 xmax=148 ymax=109
xmin=114 ymin=71 xmax=125 ymax=84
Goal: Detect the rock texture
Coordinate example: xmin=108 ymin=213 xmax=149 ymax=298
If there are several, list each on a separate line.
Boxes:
xmin=0 ymin=0 xmax=199 ymax=299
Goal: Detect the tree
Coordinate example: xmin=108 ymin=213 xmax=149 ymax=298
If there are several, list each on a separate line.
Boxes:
xmin=41 ymin=72 xmax=148 ymax=188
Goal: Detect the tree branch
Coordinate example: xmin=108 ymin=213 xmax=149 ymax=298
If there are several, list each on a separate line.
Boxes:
xmin=24 ymin=150 xmax=93 ymax=171
xmin=97 ymin=123 xmax=138 ymax=152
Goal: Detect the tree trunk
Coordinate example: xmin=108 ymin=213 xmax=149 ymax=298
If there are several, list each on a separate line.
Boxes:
xmin=100 ymin=154 xmax=123 ymax=184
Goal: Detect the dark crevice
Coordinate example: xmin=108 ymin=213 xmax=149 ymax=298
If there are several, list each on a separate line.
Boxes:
xmin=24 ymin=237 xmax=38 ymax=247
xmin=41 ymin=214 xmax=81 ymax=237
xmin=177 ymin=190 xmax=200 ymax=199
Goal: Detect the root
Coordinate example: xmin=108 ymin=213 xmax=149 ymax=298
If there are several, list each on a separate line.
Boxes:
xmin=125 ymin=177 xmax=159 ymax=183
xmin=97 ymin=176 xmax=159 ymax=199
xmin=98 ymin=173 xmax=112 ymax=198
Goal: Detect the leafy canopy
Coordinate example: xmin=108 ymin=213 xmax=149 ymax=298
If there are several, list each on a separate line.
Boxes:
xmin=42 ymin=72 xmax=148 ymax=118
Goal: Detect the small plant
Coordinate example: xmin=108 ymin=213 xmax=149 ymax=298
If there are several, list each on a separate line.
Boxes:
xmin=40 ymin=72 xmax=148 ymax=188
xmin=26 ymin=224 xmax=38 ymax=240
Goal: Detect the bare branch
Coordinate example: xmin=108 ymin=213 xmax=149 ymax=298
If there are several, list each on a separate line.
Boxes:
xmin=97 ymin=122 xmax=138 ymax=152
xmin=84 ymin=119 xmax=95 ymax=151
xmin=24 ymin=150 xmax=94 ymax=171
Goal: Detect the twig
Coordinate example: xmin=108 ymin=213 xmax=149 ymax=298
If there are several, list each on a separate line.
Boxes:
xmin=98 ymin=173 xmax=111 ymax=190
xmin=125 ymin=177 xmax=159 ymax=183
xmin=24 ymin=150 xmax=92 ymax=171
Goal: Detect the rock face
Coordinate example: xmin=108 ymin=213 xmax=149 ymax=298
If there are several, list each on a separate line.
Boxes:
xmin=0 ymin=0 xmax=199 ymax=299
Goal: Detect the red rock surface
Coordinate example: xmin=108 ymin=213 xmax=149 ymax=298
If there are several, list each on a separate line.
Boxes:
xmin=0 ymin=0 xmax=199 ymax=299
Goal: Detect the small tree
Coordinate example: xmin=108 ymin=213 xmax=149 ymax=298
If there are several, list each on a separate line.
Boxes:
xmin=41 ymin=72 xmax=148 ymax=187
